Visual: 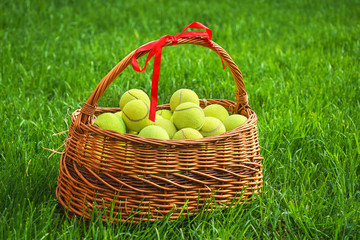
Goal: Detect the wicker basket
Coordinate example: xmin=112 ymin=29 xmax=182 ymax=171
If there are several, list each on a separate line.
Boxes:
xmin=56 ymin=36 xmax=263 ymax=222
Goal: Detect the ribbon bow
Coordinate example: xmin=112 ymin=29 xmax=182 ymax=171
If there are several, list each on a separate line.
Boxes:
xmin=132 ymin=22 xmax=225 ymax=121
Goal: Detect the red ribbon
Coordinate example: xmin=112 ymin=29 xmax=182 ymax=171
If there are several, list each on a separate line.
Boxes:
xmin=132 ymin=22 xmax=225 ymax=121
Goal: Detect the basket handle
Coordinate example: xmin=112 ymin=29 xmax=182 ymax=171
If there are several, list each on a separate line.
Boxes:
xmin=77 ymin=31 xmax=249 ymax=126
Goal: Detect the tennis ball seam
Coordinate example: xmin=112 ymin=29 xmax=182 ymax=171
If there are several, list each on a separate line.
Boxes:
xmin=128 ymin=90 xmax=139 ymax=100
xmin=200 ymin=122 xmax=224 ymax=134
xmin=180 ymin=129 xmax=187 ymax=139
xmin=174 ymin=106 xmax=201 ymax=112
xmin=123 ymin=101 xmax=149 ymax=122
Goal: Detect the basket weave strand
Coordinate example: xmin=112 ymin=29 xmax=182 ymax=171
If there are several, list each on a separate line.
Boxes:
xmin=56 ymin=37 xmax=263 ymax=222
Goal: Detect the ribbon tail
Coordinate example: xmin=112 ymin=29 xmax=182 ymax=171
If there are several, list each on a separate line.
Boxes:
xmin=148 ymin=49 xmax=162 ymax=122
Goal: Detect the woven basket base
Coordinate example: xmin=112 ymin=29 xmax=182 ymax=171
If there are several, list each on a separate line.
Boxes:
xmin=57 ymin=155 xmax=262 ymax=222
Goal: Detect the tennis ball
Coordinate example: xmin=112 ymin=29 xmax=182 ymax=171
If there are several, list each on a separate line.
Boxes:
xmin=114 ymin=111 xmax=123 ymax=118
xmin=223 ymin=114 xmax=248 ymax=131
xmin=156 ymin=109 xmax=172 ymax=120
xmin=127 ymin=130 xmax=138 ymax=135
xmin=154 ymin=119 xmax=177 ymax=139
xmin=200 ymin=117 xmax=226 ymax=137
xmin=203 ymin=104 xmax=229 ymax=122
xmin=172 ymin=128 xmax=203 ymax=140
xmin=119 ymin=89 xmax=150 ymax=110
xmin=122 ymin=99 xmax=152 ymax=132
xmin=155 ymin=114 xmax=163 ymax=120
xmin=169 ymin=89 xmax=200 ymax=111
xmin=172 ymin=102 xmax=205 ymax=130
xmin=138 ymin=125 xmax=170 ymax=140
xmin=94 ymin=113 xmax=126 ymax=133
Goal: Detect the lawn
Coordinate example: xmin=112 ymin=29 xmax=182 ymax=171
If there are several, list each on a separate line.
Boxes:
xmin=1 ymin=0 xmax=359 ymax=239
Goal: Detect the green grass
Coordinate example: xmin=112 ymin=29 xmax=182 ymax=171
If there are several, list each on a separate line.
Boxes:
xmin=1 ymin=0 xmax=359 ymax=238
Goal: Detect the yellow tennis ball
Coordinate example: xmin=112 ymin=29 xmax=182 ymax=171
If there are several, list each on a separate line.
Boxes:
xmin=122 ymin=99 xmax=152 ymax=132
xmin=172 ymin=102 xmax=205 ymax=130
xmin=156 ymin=109 xmax=172 ymax=120
xmin=169 ymin=89 xmax=200 ymax=111
xmin=203 ymin=104 xmax=229 ymax=122
xmin=155 ymin=114 xmax=163 ymax=120
xmin=127 ymin=130 xmax=138 ymax=135
xmin=94 ymin=113 xmax=126 ymax=133
xmin=200 ymin=117 xmax=226 ymax=137
xmin=154 ymin=119 xmax=177 ymax=139
xmin=119 ymin=89 xmax=150 ymax=110
xmin=138 ymin=125 xmax=169 ymax=140
xmin=172 ymin=128 xmax=203 ymax=140
xmin=114 ymin=111 xmax=123 ymax=118
xmin=223 ymin=114 xmax=248 ymax=131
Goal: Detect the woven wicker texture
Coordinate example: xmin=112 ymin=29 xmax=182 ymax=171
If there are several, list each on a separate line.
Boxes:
xmin=56 ymin=37 xmax=263 ymax=222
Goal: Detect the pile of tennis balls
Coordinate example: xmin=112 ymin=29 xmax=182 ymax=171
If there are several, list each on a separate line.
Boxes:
xmin=93 ymin=89 xmax=248 ymax=140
